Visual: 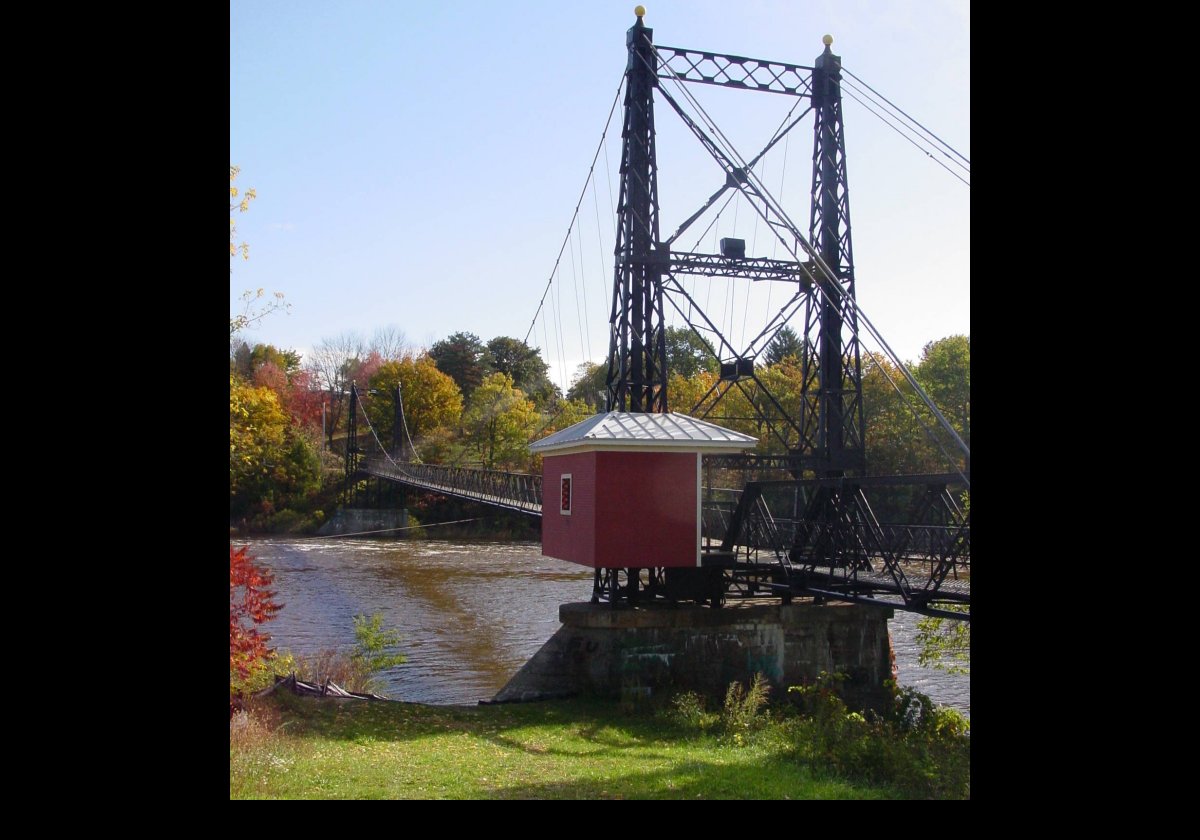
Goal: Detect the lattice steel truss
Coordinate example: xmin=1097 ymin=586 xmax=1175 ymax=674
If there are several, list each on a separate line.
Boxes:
xmin=606 ymin=16 xmax=668 ymax=412
xmin=606 ymin=16 xmax=867 ymax=477
xmin=598 ymin=14 xmax=968 ymax=619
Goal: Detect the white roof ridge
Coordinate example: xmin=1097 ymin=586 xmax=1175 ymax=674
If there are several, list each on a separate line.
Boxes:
xmin=529 ymin=411 xmax=758 ymax=453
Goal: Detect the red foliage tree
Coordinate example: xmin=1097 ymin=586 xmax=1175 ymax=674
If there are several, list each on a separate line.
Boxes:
xmin=286 ymin=368 xmax=326 ymax=430
xmin=230 ymin=544 xmax=282 ymax=687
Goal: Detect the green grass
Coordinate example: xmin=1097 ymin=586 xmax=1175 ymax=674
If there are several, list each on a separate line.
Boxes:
xmin=230 ymin=693 xmax=906 ymax=800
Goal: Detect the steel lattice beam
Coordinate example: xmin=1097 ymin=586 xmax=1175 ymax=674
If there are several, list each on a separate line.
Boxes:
xmin=655 ymin=46 xmax=814 ymax=97
xmin=666 ymin=251 xmax=816 ymax=283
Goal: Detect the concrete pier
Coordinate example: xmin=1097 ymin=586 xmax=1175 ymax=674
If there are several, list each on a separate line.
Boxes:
xmin=493 ymin=601 xmax=896 ymax=713
xmin=316 ymin=508 xmax=408 ymax=537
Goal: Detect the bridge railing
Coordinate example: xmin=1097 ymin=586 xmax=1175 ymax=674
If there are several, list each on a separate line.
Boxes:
xmin=360 ymin=456 xmax=543 ymax=513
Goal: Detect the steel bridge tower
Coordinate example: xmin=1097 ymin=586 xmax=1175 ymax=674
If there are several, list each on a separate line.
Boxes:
xmin=605 ymin=11 xmax=864 ymax=476
xmin=605 ymin=12 xmax=668 ymax=412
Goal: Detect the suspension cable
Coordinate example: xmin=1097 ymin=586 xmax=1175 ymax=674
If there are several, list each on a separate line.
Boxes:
xmin=640 ymin=34 xmax=970 ymax=464
xmin=396 ymin=383 xmax=422 ymax=464
xmin=842 ymin=67 xmax=970 ymax=165
xmin=862 ymin=348 xmax=969 ymax=486
xmin=522 ymin=74 xmax=625 ymax=347
xmin=841 ymin=84 xmax=969 ymax=187
xmin=843 ymin=76 xmax=969 ymax=176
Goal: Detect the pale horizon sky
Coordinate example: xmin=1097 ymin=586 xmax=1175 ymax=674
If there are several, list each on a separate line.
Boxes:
xmin=231 ymin=0 xmax=969 ymax=392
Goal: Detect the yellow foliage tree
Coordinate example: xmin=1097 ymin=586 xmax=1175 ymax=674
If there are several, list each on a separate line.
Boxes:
xmin=366 ymin=355 xmax=464 ymax=447
xmin=229 ymin=165 xmax=288 ymax=335
xmin=463 ymin=373 xmax=539 ymax=470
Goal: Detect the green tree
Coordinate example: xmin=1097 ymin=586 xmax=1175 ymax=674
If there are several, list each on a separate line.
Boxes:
xmin=567 ymin=361 xmax=608 ymax=410
xmin=916 ymin=611 xmax=971 ymax=675
xmin=916 ymin=494 xmax=970 ymax=674
xmin=232 ymin=342 xmax=302 ymax=381
xmin=763 ymin=325 xmax=804 ymax=367
xmin=665 ymin=326 xmax=718 ymax=378
xmin=429 ymin=332 xmax=487 ymax=398
xmin=915 ymin=335 xmax=970 ymax=447
xmin=748 ymin=358 xmax=805 ymax=453
xmin=862 ymin=355 xmax=939 ymax=475
xmin=463 ymin=372 xmax=539 ymax=470
xmin=485 ymin=336 xmax=558 ymax=409
xmin=250 ymin=344 xmax=302 ymax=378
xmin=528 ymin=397 xmax=594 ymax=473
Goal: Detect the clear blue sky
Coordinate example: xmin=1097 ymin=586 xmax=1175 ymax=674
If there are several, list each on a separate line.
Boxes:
xmin=231 ymin=0 xmax=969 ymax=392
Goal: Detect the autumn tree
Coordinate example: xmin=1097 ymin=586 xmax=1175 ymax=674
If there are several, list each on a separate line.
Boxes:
xmin=230 ymin=374 xmax=321 ymax=518
xmin=229 ymin=164 xmax=256 ymax=266
xmin=230 ymin=544 xmax=282 ymax=697
xmin=285 ymin=368 xmax=326 ymax=432
xmin=366 ymin=355 xmax=463 ymax=449
xmin=252 ymin=361 xmax=289 ymax=400
xmin=861 ymin=356 xmax=939 ymax=476
xmin=229 ymin=165 xmax=288 ymax=335
xmin=747 ymin=359 xmax=805 ymax=453
xmin=528 ymin=397 xmax=593 ymax=472
xmin=463 ymin=372 xmax=539 ymax=470
xmin=343 ymin=351 xmax=385 ymax=391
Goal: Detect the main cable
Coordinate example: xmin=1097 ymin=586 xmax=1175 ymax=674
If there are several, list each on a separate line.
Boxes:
xmin=523 ymin=75 xmax=625 ymax=347
xmin=842 ymin=66 xmax=970 ymax=165
xmin=642 ymin=34 xmax=969 ymax=465
xmin=841 ymin=83 xmax=969 ymax=187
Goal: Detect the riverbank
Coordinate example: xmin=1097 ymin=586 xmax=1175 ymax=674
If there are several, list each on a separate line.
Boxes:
xmin=230 ymin=496 xmax=540 ymax=541
xmin=230 ymin=691 xmax=969 ymax=799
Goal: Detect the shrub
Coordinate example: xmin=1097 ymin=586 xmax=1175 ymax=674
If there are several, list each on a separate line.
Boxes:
xmin=721 ymin=673 xmax=771 ymax=744
xmin=230 ymin=650 xmax=298 ymax=697
xmin=230 ymin=544 xmax=282 ymax=700
xmin=352 ymin=613 xmax=407 ymax=676
xmin=787 ymin=673 xmax=971 ymax=799
xmin=287 ymin=613 xmax=407 ymax=696
xmin=664 ymin=690 xmax=720 ymax=733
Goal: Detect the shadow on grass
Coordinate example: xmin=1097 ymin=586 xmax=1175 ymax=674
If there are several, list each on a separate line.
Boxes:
xmin=236 ymin=694 xmax=910 ymax=800
xmin=259 ymin=692 xmax=684 ymax=749
xmin=487 ymin=753 xmax=897 ymax=800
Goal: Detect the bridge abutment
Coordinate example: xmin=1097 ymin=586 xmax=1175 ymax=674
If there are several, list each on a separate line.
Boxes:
xmin=492 ymin=601 xmax=896 ymax=714
xmin=316 ymin=508 xmax=409 ymax=537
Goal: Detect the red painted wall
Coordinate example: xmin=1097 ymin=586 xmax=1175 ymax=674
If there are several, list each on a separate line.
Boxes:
xmin=595 ymin=451 xmax=697 ymax=568
xmin=542 ymin=450 xmax=699 ymax=569
xmin=541 ymin=451 xmax=596 ymax=567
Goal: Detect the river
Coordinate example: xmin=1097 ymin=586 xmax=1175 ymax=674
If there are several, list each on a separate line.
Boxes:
xmin=243 ymin=537 xmax=969 ymax=718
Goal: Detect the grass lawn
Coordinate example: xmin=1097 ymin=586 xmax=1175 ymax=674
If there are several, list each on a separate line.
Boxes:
xmin=231 ymin=693 xmax=908 ymax=800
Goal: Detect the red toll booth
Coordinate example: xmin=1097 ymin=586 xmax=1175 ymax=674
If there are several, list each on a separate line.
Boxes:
xmin=530 ymin=412 xmax=757 ymax=569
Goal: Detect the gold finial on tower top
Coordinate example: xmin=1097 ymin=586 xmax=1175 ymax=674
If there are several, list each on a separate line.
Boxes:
xmin=635 ymin=5 xmax=646 ymax=18
xmin=822 ymin=34 xmax=833 ymax=46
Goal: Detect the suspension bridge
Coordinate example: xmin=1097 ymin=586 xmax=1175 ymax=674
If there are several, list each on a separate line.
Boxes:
xmin=338 ymin=9 xmax=969 ymax=622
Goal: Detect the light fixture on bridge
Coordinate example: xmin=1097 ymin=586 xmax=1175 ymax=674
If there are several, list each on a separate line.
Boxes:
xmin=720 ymin=237 xmax=746 ymax=259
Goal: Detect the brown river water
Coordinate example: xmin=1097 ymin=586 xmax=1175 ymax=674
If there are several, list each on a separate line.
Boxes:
xmin=243 ymin=537 xmax=969 ymax=719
